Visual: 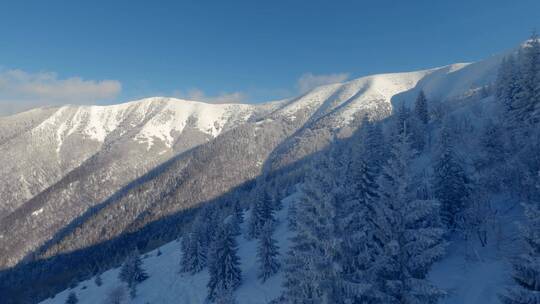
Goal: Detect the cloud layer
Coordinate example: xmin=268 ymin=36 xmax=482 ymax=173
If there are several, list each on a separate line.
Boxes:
xmin=0 ymin=69 xmax=121 ymax=116
xmin=296 ymin=72 xmax=349 ymax=94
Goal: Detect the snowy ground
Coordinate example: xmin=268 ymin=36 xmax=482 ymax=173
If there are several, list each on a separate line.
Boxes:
xmin=40 ymin=193 xmax=298 ymax=304
xmin=429 ymin=195 xmax=523 ymax=304
xmin=41 ymin=192 xmax=522 ymax=304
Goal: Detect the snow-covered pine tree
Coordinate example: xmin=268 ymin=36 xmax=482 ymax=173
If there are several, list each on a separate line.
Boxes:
xmin=207 ymin=223 xmax=242 ymax=302
xmin=414 ymin=90 xmax=429 ymax=125
xmin=180 ymin=226 xmax=207 ymax=274
xmin=507 ymin=32 xmax=540 ymax=133
xmin=118 ymin=250 xmax=148 ymax=299
xmin=340 ymin=153 xmax=381 ymax=302
xmin=373 ymin=130 xmax=446 ymax=304
xmin=105 ymin=286 xmax=127 ymax=304
xmin=257 ymin=221 xmax=280 ymax=282
xmin=228 ymin=201 xmax=244 ymax=237
xmin=233 ymin=201 xmax=244 ymax=225
xmin=287 ymin=201 xmax=298 ymax=231
xmin=199 ymin=206 xmax=219 ymax=251
xmin=480 ymin=118 xmax=505 ymax=164
xmin=94 ymin=274 xmax=103 ymax=286
xmin=501 ymin=173 xmax=540 ymax=304
xmin=282 ymin=156 xmax=347 ymax=304
xmin=215 ymin=284 xmax=238 ymax=304
xmin=395 ymin=102 xmax=411 ymax=137
xmin=65 ymin=292 xmax=78 ymax=304
xmin=432 ymin=124 xmax=471 ymax=230
xmin=411 ymin=90 xmax=429 ymax=151
xmin=519 ymin=32 xmax=540 ymax=125
xmin=247 ymin=190 xmax=275 ymax=239
xmin=354 ymin=115 xmax=384 ymax=169
xmin=496 ymin=55 xmax=519 ymax=114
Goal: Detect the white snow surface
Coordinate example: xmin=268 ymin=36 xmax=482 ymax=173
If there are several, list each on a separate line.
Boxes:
xmin=40 ymin=191 xmax=522 ymax=304
xmin=429 ymin=195 xmax=523 ymax=304
xmin=40 ymin=193 xmax=299 ymax=304
xmin=30 ymin=97 xmax=259 ymax=151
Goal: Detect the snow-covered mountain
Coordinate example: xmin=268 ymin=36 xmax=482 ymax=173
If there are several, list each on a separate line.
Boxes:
xmin=0 ymin=48 xmax=506 ymax=303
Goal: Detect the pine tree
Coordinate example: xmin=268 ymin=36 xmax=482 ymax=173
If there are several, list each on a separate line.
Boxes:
xmin=215 ymin=285 xmax=238 ymax=304
xmin=199 ymin=206 xmax=219 ymax=252
xmin=432 ymin=125 xmax=470 ymax=229
xmin=521 ymin=32 xmax=540 ymax=125
xmin=94 ymin=274 xmax=103 ymax=287
xmin=287 ymin=201 xmax=298 ymax=231
xmin=501 ymin=181 xmax=540 ymax=303
xmin=395 ymin=102 xmax=411 ymax=137
xmin=229 ymin=201 xmax=244 ymax=237
xmin=257 ymin=222 xmax=281 ymax=282
xmin=207 ymin=223 xmax=242 ymax=302
xmin=180 ymin=225 xmax=207 ymax=274
xmin=496 ymin=55 xmax=520 ymax=114
xmin=359 ymin=115 xmax=386 ymax=173
xmin=373 ymin=132 xmax=446 ymax=304
xmin=247 ymin=190 xmax=275 ymax=239
xmin=414 ymin=90 xmax=429 ymax=125
xmin=65 ymin=292 xmax=78 ymax=304
xmin=282 ymin=158 xmax=346 ymax=304
xmin=233 ymin=201 xmax=244 ymax=225
xmin=340 ymin=154 xmax=381 ymax=303
xmin=480 ymin=118 xmax=505 ymax=164
xmin=118 ymin=250 xmax=148 ymax=299
xmin=507 ymin=32 xmax=540 ymax=132
xmin=411 ymin=90 xmax=429 ymax=151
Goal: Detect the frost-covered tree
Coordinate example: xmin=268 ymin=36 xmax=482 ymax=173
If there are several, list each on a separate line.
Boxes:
xmin=480 ymin=118 xmax=505 ymax=164
xmin=247 ymin=191 xmax=276 ymax=239
xmin=233 ymin=201 xmax=244 ymax=225
xmin=502 ymin=32 xmax=540 ymax=133
xmin=283 ymin=157 xmax=348 ymax=304
xmin=411 ymin=90 xmax=429 ymax=151
xmin=118 ymin=250 xmax=148 ymax=299
xmin=200 ymin=206 xmax=219 ymax=246
xmin=257 ymin=222 xmax=281 ymax=282
xmin=215 ymin=284 xmax=238 ymax=304
xmin=414 ymin=90 xmax=429 ymax=125
xmin=228 ymin=201 xmax=244 ymax=237
xmin=65 ymin=292 xmax=78 ymax=304
xmin=180 ymin=225 xmax=207 ymax=274
xmin=287 ymin=201 xmax=298 ymax=231
xmin=94 ymin=274 xmax=103 ymax=287
xmin=518 ymin=32 xmax=540 ymax=125
xmin=496 ymin=55 xmax=520 ymax=114
xmin=432 ymin=125 xmax=471 ymax=229
xmin=373 ymin=131 xmax=446 ymax=304
xmin=359 ymin=115 xmax=386 ymax=173
xmin=501 ymin=177 xmax=540 ymax=303
xmin=340 ymin=154 xmax=381 ymax=303
xmin=105 ymin=286 xmax=128 ymax=304
xmin=394 ymin=102 xmax=411 ymax=137
xmin=207 ymin=223 xmax=242 ymax=302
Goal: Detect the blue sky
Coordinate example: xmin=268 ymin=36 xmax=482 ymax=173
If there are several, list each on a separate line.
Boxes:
xmin=0 ymin=0 xmax=539 ymax=114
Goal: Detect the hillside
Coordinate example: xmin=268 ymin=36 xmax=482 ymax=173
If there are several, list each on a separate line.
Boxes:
xmin=0 ymin=46 xmax=519 ymax=304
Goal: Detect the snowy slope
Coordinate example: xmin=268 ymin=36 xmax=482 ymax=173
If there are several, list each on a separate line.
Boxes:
xmin=39 ymin=192 xmax=522 ymax=304
xmin=31 ymin=97 xmax=260 ymax=150
xmin=40 ymin=193 xmax=299 ymax=304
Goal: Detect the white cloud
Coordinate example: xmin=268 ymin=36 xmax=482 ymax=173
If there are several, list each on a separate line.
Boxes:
xmin=0 ymin=69 xmax=121 ymax=116
xmin=296 ymin=72 xmax=349 ymax=94
xmin=173 ymin=88 xmax=247 ymax=104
